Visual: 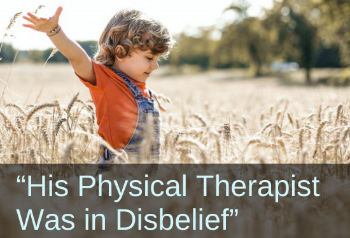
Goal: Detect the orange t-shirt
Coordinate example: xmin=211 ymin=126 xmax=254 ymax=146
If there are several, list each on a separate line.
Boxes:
xmin=75 ymin=60 xmax=151 ymax=149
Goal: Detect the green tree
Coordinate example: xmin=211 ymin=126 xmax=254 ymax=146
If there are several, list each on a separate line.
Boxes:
xmin=77 ymin=40 xmax=98 ymax=59
xmin=214 ymin=1 xmax=274 ymax=76
xmin=169 ymin=28 xmax=216 ymax=69
xmin=27 ymin=50 xmax=45 ymax=62
xmin=314 ymin=44 xmax=341 ymax=68
xmin=42 ymin=48 xmax=69 ymax=63
xmin=215 ymin=17 xmax=273 ymax=76
xmin=289 ymin=9 xmax=318 ymax=84
xmin=0 ymin=43 xmax=16 ymax=63
xmin=26 ymin=40 xmax=98 ymax=63
xmin=43 ymin=41 xmax=97 ymax=63
xmin=312 ymin=0 xmax=350 ymax=66
xmin=264 ymin=0 xmax=319 ymax=84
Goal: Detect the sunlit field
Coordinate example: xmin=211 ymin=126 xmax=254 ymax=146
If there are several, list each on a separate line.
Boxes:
xmin=0 ymin=63 xmax=349 ymax=164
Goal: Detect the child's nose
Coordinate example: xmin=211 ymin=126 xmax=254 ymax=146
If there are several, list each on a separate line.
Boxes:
xmin=151 ymin=61 xmax=159 ymax=70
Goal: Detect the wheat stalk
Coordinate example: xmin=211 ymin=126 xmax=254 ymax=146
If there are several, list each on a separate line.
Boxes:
xmin=41 ymin=128 xmax=50 ymax=147
xmin=191 ymin=114 xmax=208 ymax=127
xmin=313 ymin=120 xmax=328 ymax=158
xmin=34 ymin=5 xmax=45 ymax=14
xmin=335 ymin=104 xmax=343 ymax=126
xmin=177 ymin=138 xmax=209 ymax=163
xmin=6 ymin=12 xmax=22 ymax=30
xmin=55 ymin=118 xmax=67 ymax=136
xmin=6 ymin=103 xmax=26 ymax=115
xmin=26 ymin=103 xmax=56 ymax=122
xmin=0 ymin=110 xmax=18 ymax=135
xmin=61 ymin=141 xmax=74 ymax=163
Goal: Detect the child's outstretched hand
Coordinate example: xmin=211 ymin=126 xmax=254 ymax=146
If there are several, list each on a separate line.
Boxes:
xmin=23 ymin=7 xmax=62 ymax=34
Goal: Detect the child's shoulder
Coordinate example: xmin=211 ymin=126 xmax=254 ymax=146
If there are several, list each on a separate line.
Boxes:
xmin=91 ymin=60 xmax=115 ymax=77
xmin=92 ymin=60 xmax=108 ymax=70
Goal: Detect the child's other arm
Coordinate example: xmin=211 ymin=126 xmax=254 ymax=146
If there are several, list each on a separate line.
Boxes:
xmin=23 ymin=7 xmax=96 ymax=85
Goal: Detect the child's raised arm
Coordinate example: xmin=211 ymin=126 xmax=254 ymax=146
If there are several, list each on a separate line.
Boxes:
xmin=23 ymin=7 xmax=96 ymax=85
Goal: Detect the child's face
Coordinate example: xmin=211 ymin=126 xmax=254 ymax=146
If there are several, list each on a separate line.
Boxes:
xmin=115 ymin=49 xmax=161 ymax=83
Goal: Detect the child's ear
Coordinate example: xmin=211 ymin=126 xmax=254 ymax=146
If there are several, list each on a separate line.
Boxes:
xmin=115 ymin=45 xmax=126 ymax=62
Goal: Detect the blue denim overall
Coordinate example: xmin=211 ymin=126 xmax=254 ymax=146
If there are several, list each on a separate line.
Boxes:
xmin=99 ymin=69 xmax=161 ymax=165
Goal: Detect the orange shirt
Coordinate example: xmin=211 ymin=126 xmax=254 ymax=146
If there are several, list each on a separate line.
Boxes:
xmin=76 ymin=60 xmax=151 ymax=149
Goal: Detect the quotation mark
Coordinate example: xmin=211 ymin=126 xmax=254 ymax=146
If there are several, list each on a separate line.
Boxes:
xmin=228 ymin=209 xmax=238 ymax=216
xmin=17 ymin=175 xmax=26 ymax=183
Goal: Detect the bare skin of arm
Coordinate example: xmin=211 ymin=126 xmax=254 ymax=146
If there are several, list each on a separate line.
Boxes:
xmin=23 ymin=7 xmax=96 ymax=85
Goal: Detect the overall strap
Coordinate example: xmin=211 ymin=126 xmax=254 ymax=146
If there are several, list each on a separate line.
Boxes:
xmin=111 ymin=68 xmax=143 ymax=99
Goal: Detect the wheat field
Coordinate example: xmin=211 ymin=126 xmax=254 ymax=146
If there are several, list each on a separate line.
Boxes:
xmin=2 ymin=64 xmax=350 ymax=238
xmin=1 ymin=63 xmax=350 ymax=164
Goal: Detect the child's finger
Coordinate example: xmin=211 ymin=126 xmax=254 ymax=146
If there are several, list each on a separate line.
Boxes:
xmin=22 ymin=24 xmax=34 ymax=29
xmin=53 ymin=6 xmax=63 ymax=21
xmin=23 ymin=16 xmax=36 ymax=24
xmin=27 ymin=12 xmax=39 ymax=21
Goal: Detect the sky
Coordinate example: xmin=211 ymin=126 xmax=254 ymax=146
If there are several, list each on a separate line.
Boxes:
xmin=0 ymin=0 xmax=273 ymax=50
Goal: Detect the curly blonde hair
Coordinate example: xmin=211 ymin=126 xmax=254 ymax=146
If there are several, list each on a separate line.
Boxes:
xmin=94 ymin=9 xmax=174 ymax=67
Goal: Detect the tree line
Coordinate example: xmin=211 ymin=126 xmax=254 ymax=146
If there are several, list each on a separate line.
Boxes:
xmin=1 ymin=0 xmax=349 ymax=84
xmin=0 ymin=41 xmax=97 ymax=63
xmin=168 ymin=0 xmax=349 ymax=83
